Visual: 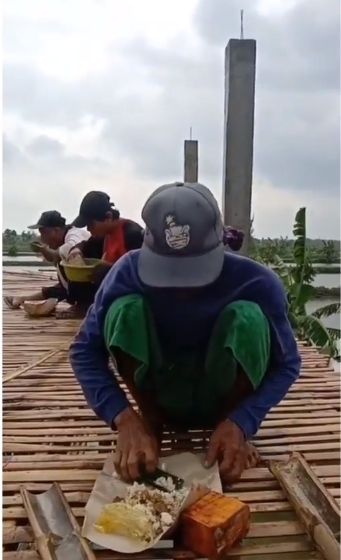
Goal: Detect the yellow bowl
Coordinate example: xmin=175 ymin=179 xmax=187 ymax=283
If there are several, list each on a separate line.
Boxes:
xmin=61 ymin=258 xmax=102 ymax=283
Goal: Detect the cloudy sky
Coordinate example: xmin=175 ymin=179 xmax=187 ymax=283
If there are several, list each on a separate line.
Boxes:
xmin=3 ymin=0 xmax=340 ymax=237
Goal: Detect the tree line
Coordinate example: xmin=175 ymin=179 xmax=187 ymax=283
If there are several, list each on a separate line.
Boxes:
xmin=3 ymin=229 xmax=340 ymax=263
xmin=3 ymin=229 xmax=38 ymax=256
xmin=250 ymin=237 xmax=340 ymax=264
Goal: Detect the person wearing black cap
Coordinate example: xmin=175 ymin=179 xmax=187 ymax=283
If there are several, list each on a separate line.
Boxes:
xmin=72 ymin=191 xmax=144 ymax=282
xmin=3 ymin=210 xmax=93 ymax=313
xmin=70 ymin=182 xmax=300 ymax=484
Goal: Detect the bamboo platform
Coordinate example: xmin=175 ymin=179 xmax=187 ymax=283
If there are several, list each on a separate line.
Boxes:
xmin=3 ymin=270 xmax=340 ymax=560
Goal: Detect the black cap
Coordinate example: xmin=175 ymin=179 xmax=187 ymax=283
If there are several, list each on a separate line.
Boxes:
xmin=72 ymin=191 xmax=114 ymax=228
xmin=28 ymin=211 xmax=66 ymax=230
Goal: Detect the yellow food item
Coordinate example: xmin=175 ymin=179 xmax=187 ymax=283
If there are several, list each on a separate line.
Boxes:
xmin=94 ymin=502 xmax=155 ymax=543
xmin=94 ymin=483 xmax=186 ymax=544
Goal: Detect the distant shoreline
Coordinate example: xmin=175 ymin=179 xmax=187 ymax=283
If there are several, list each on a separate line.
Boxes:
xmin=2 ymin=253 xmax=341 ymax=274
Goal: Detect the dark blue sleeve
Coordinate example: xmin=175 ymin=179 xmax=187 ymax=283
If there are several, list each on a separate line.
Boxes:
xmin=228 ymin=274 xmax=301 ymax=439
xmin=69 ymin=254 xmax=139 ymax=427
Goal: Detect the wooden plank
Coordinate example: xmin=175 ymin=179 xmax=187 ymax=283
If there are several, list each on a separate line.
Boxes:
xmin=2 ymin=520 xmax=305 ymax=545
xmin=3 ymin=501 xmax=295 ymax=519
xmin=3 ymin=553 xmax=41 ymax=560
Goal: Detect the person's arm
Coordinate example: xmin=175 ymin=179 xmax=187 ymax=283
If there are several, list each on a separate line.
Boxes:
xmin=69 ymin=260 xmax=133 ymax=425
xmin=228 ymin=279 xmax=301 ymax=439
xmin=123 ymin=223 xmax=144 ymax=251
xmin=205 ymin=272 xmax=301 ymax=483
xmin=58 ymin=229 xmax=90 ymax=261
xmin=91 ymin=224 xmax=144 ymax=286
xmin=67 ymin=237 xmax=104 ymax=264
xmin=70 ymin=253 xmax=158 ymax=480
xmin=34 ymin=243 xmax=61 ymax=264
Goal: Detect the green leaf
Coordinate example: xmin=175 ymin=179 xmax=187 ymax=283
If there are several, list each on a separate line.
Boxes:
xmin=273 ymin=255 xmax=289 ymax=275
xmin=293 ymin=207 xmax=306 ymax=267
xmin=272 ymin=254 xmax=292 ymax=290
xmin=288 ymin=311 xmax=298 ymax=329
xmin=295 ymin=284 xmax=315 ymax=308
xmin=327 ymin=327 xmax=341 ymax=339
xmin=296 ymin=315 xmax=332 ymax=349
xmin=312 ymin=302 xmax=341 ymax=319
xmin=292 ymin=208 xmax=308 ymax=305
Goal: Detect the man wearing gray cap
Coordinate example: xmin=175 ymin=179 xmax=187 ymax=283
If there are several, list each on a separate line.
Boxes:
xmin=70 ymin=182 xmax=300 ymax=483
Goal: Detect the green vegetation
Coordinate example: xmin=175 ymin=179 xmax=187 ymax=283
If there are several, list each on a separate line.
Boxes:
xmin=321 ymin=240 xmax=338 ymax=264
xmin=255 ymin=208 xmax=340 ymax=356
xmin=250 ymin=235 xmax=340 ymax=264
xmin=3 ymin=229 xmax=38 ymax=254
xmin=7 ymin=245 xmax=18 ymax=257
xmin=313 ymin=286 xmax=340 ymax=298
xmin=3 ymin=229 xmax=340 ymax=262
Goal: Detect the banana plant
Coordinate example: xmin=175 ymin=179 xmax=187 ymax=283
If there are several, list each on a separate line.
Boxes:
xmin=270 ymin=208 xmax=340 ymax=356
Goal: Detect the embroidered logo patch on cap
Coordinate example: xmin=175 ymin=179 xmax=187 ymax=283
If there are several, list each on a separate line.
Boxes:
xmin=165 ymin=215 xmax=190 ymax=250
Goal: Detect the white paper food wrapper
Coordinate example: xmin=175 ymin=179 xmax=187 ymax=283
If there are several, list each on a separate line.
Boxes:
xmin=82 ymin=452 xmax=221 ymax=553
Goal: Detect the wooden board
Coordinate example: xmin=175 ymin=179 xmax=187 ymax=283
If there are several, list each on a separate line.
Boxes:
xmin=3 ymin=270 xmax=339 ymax=559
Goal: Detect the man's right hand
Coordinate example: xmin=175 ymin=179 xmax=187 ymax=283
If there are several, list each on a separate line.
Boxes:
xmin=31 ymin=241 xmax=45 ymax=253
xmin=114 ymin=407 xmax=159 ymax=481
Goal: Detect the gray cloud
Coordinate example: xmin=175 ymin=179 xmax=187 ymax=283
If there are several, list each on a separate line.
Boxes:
xmin=3 ymin=135 xmax=28 ymax=166
xmin=3 ymin=0 xmax=340 ymax=235
xmin=27 ymin=135 xmax=65 ymax=157
xmin=194 ymin=0 xmax=340 ymax=91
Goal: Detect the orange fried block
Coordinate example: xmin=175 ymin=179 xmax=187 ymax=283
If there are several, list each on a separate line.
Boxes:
xmin=180 ymin=491 xmax=250 ymax=558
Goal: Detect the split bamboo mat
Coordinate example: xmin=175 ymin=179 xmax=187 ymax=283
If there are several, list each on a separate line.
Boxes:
xmin=3 ymin=270 xmax=340 ymax=559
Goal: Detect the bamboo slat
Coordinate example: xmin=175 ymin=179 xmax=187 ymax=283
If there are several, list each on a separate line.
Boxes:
xmin=3 ymin=270 xmax=339 ymax=559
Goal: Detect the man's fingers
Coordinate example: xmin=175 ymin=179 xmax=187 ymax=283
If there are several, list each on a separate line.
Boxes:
xmin=114 ymin=449 xmax=122 ymax=474
xmin=245 ymin=443 xmax=260 ymax=468
xmin=205 ymin=437 xmax=220 ymax=468
xmin=219 ymin=441 xmax=239 ymax=473
xmin=144 ymin=445 xmax=158 ymax=474
xmin=220 ymin=450 xmax=245 ymax=484
xmin=127 ymin=450 xmax=141 ymax=481
xmin=118 ymin=451 xmax=131 ymax=482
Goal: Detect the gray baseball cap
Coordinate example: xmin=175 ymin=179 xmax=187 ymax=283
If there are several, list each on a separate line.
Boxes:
xmin=138 ymin=182 xmax=225 ymax=288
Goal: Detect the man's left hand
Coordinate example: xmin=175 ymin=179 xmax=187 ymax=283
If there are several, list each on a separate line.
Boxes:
xmin=205 ymin=419 xmax=246 ymax=484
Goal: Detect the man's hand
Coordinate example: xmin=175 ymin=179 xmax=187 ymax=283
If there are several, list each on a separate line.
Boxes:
xmin=31 ymin=241 xmax=45 ymax=253
xmin=114 ymin=407 xmax=159 ymax=481
xmin=205 ymin=419 xmax=246 ymax=484
xmin=66 ymin=249 xmax=87 ymax=266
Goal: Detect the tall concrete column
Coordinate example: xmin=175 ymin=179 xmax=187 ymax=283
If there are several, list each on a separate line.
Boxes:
xmin=184 ymin=140 xmax=198 ymax=183
xmin=222 ymin=39 xmax=256 ymax=254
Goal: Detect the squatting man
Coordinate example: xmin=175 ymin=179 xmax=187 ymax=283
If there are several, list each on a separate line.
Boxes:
xmin=70 ymin=182 xmax=300 ymax=483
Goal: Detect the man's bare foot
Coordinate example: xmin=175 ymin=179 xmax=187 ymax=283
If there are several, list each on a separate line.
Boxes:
xmin=3 ymin=296 xmax=25 ymax=309
xmin=244 ymin=441 xmax=260 ymax=468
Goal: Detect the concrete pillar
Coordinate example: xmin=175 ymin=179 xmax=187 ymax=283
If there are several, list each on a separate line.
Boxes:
xmin=222 ymin=39 xmax=256 ymax=254
xmin=184 ymin=140 xmax=198 ymax=183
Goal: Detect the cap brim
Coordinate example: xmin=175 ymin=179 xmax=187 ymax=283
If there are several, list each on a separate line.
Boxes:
xmin=138 ymin=244 xmax=225 ymax=288
xmin=72 ymin=216 xmax=87 ymax=228
xmin=27 ymin=223 xmax=41 ymax=230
